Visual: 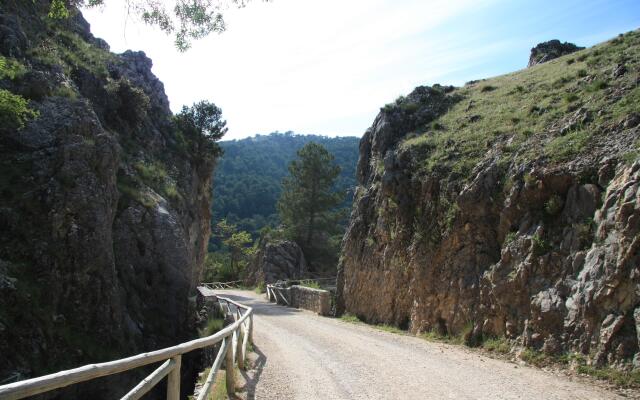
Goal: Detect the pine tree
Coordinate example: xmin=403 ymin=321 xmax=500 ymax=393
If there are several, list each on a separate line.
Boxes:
xmin=277 ymin=143 xmax=345 ymax=268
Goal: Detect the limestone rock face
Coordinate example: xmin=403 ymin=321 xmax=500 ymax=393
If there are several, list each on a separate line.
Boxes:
xmin=246 ymin=241 xmax=308 ymax=285
xmin=0 ymin=1 xmax=213 ymax=395
xmin=338 ymin=34 xmax=640 ymax=368
xmin=528 ymin=40 xmax=584 ymax=67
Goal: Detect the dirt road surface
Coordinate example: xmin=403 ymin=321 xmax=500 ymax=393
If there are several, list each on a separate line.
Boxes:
xmin=220 ymin=290 xmax=626 ymax=400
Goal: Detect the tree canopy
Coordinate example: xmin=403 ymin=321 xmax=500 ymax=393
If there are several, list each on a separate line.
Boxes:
xmin=49 ymin=0 xmax=268 ymax=51
xmin=174 ymin=100 xmax=227 ymax=163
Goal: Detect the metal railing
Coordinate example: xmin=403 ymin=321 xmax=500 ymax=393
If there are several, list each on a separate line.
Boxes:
xmin=0 ymin=293 xmax=253 ymax=400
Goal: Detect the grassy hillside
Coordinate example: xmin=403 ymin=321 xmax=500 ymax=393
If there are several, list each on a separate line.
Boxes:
xmin=399 ymin=30 xmax=639 ymax=177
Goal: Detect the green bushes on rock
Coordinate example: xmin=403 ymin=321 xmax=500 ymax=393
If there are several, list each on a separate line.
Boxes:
xmin=0 ymin=89 xmax=38 ymax=132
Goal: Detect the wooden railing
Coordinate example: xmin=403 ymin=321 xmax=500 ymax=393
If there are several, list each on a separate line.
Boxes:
xmin=201 ymin=280 xmax=244 ymax=290
xmin=0 ymin=294 xmax=253 ymax=400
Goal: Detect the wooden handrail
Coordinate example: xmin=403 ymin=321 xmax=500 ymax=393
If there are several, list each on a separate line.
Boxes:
xmin=0 ymin=294 xmax=253 ymax=400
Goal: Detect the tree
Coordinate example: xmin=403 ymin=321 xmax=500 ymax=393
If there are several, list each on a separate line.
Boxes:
xmin=174 ymin=100 xmax=227 ymax=163
xmin=48 ymin=0 xmax=269 ymax=51
xmin=215 ymin=219 xmax=254 ymax=277
xmin=277 ymin=143 xmax=346 ymax=268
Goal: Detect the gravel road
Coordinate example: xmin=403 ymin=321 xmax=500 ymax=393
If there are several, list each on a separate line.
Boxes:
xmin=221 ymin=290 xmax=625 ymax=400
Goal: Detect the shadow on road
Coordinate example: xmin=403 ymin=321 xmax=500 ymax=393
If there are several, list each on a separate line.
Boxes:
xmin=240 ymin=344 xmax=267 ymax=400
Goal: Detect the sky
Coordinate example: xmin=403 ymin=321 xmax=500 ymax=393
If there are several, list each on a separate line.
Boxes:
xmin=83 ymin=0 xmax=640 ymax=140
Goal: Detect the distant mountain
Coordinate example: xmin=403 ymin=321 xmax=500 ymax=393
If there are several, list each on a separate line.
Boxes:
xmin=211 ymin=132 xmax=360 ymax=246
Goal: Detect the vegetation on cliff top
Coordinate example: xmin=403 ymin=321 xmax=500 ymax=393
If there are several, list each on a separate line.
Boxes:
xmin=400 ymin=30 xmax=640 ymax=179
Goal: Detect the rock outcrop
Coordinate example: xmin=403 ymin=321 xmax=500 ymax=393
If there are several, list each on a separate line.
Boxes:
xmin=245 ymin=240 xmax=308 ymax=285
xmin=528 ymin=39 xmax=584 ymax=67
xmin=0 ymin=1 xmax=214 ymax=396
xmin=338 ymin=32 xmax=640 ymax=369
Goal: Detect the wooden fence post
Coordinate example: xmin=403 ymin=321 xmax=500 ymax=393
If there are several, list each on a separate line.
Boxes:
xmin=166 ymin=355 xmax=181 ymax=400
xmin=236 ymin=327 xmax=244 ymax=370
xmin=224 ymin=339 xmax=235 ymax=396
xmin=249 ymin=314 xmax=254 ymax=344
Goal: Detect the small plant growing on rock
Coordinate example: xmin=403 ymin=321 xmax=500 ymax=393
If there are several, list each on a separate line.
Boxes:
xmin=0 ymin=89 xmax=39 ymax=132
xmin=504 ymin=231 xmax=517 ymax=245
xmin=532 ymin=233 xmax=551 ymax=256
xmin=544 ymin=194 xmax=564 ymax=215
xmin=105 ymin=78 xmax=150 ymax=126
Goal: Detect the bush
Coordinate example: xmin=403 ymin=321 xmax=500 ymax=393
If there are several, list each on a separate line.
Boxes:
xmin=504 ymin=231 xmax=517 ymax=245
xmin=544 ymin=194 xmax=564 ymax=215
xmin=532 ymin=233 xmax=551 ymax=256
xmin=483 ymin=337 xmax=511 ymax=354
xmin=0 ymin=56 xmax=26 ymax=80
xmin=105 ymin=78 xmax=150 ymax=125
xmin=563 ymin=93 xmax=579 ymax=103
xmin=0 ymin=89 xmax=39 ymax=132
xmin=587 ymin=80 xmax=608 ymax=92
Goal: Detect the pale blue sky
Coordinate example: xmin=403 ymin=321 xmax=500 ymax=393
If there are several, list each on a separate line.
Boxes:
xmin=83 ymin=0 xmax=640 ymax=140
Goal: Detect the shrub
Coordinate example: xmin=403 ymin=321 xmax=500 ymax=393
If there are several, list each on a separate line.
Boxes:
xmin=532 ymin=233 xmax=551 ymax=256
xmin=0 ymin=89 xmax=39 ymax=132
xmin=587 ymin=80 xmax=608 ymax=92
xmin=134 ymin=161 xmax=168 ymax=186
xmin=564 ymin=93 xmax=579 ymax=103
xmin=0 ymin=56 xmax=26 ymax=80
xmin=105 ymin=78 xmax=150 ymax=125
xmin=576 ymin=69 xmax=588 ymax=77
xmin=504 ymin=231 xmax=517 ymax=245
xmin=480 ymin=85 xmax=496 ymax=92
xmin=340 ymin=313 xmax=361 ymax=323
xmin=544 ymin=194 xmax=564 ymax=215
xmin=198 ymin=317 xmax=224 ymax=338
xmin=483 ymin=337 xmax=511 ymax=354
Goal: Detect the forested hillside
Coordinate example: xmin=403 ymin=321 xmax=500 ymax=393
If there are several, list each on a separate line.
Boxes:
xmin=211 ymin=132 xmax=360 ymax=244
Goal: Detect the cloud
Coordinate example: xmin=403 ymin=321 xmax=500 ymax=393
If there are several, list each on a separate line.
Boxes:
xmin=83 ymin=0 xmax=500 ymax=139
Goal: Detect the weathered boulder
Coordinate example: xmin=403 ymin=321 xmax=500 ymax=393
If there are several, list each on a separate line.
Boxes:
xmin=245 ymin=240 xmax=308 ymax=285
xmin=527 ymin=39 xmax=584 ymax=67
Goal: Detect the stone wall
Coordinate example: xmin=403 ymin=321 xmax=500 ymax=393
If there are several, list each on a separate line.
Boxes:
xmin=268 ymin=285 xmax=331 ymax=316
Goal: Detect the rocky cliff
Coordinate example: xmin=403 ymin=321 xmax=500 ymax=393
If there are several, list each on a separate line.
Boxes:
xmin=338 ymin=31 xmax=640 ymax=369
xmin=245 ymin=240 xmax=308 ymax=285
xmin=0 ymin=1 xmax=214 ymax=396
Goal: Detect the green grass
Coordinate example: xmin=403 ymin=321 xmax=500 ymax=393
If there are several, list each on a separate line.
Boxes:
xmin=517 ymin=349 xmax=640 ymax=388
xmin=577 ymin=365 xmax=640 ymax=388
xmin=117 ymin=178 xmax=156 ymax=209
xmin=255 ymin=281 xmax=266 ymax=294
xmin=28 ymin=25 xmax=116 ymax=78
xmin=198 ymin=317 xmax=225 ymax=338
xmin=340 ymin=313 xmax=407 ymax=335
xmin=482 ymin=337 xmax=511 ymax=354
xmin=340 ymin=313 xmax=362 ymax=323
xmin=189 ymin=368 xmax=230 ymax=400
xmin=299 ymin=281 xmax=322 ymax=290
xmin=398 ymin=29 xmax=640 ymax=186
xmin=545 ymin=129 xmax=592 ymax=162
